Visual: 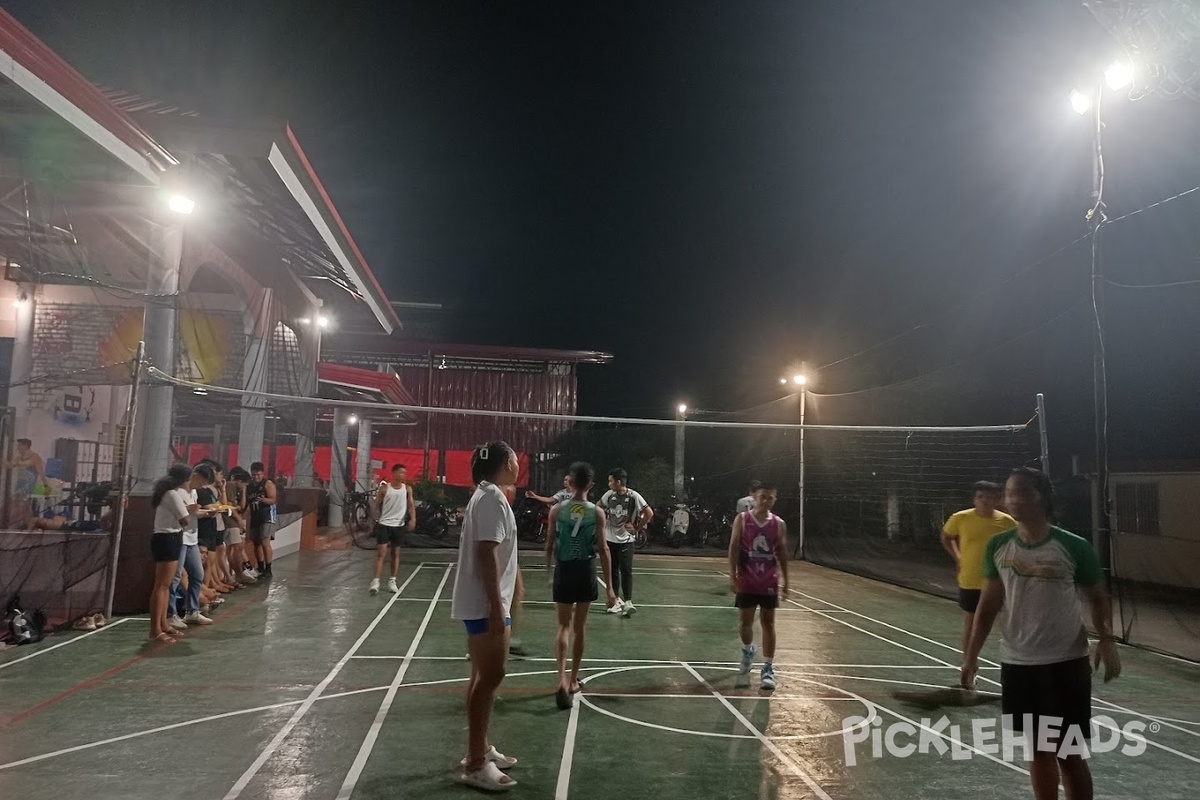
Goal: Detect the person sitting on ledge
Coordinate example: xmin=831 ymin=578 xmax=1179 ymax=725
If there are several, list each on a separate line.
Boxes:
xmin=26 ymin=510 xmax=113 ymax=533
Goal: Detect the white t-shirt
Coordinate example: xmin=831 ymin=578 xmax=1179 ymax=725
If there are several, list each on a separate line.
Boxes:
xmin=153 ymin=487 xmax=191 ymax=533
xmin=599 ymin=488 xmax=649 ymax=544
xmin=450 ymin=482 xmax=519 ymax=620
xmin=378 ymin=482 xmax=410 ymax=526
xmin=182 ymin=488 xmax=199 ymax=546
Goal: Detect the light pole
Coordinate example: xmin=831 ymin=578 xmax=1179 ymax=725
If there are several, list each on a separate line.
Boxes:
xmin=1070 ymin=59 xmax=1133 ymax=578
xmin=780 ymin=369 xmax=809 ymax=558
xmin=674 ymin=403 xmax=687 ymax=500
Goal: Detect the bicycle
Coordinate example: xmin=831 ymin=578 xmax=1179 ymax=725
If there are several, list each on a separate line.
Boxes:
xmin=343 ymin=490 xmax=376 ymax=550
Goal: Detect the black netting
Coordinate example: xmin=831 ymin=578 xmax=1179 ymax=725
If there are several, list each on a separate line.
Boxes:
xmin=0 ymin=531 xmax=110 ymax=631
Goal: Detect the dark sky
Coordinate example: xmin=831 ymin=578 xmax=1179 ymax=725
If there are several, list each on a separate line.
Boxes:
xmin=6 ymin=1 xmax=1200 ymax=464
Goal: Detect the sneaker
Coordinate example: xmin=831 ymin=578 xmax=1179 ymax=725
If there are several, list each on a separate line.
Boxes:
xmin=167 ymin=615 xmax=188 ymax=632
xmin=92 ymin=614 xmax=107 ymax=628
xmin=387 ymin=577 xmax=399 ymax=594
xmin=606 ymin=602 xmax=623 ymax=614
xmin=183 ymin=612 xmax=213 ymax=625
xmin=508 ymin=639 xmax=528 ymax=658
xmin=621 ymin=601 xmax=636 ymax=616
xmin=369 ymin=579 xmax=380 ymax=596
xmin=73 ymin=616 xmax=96 ymax=631
xmin=738 ymin=644 xmax=756 ymax=675
xmin=760 ymin=663 xmax=776 ymax=691
xmin=243 ymin=568 xmax=260 ymax=581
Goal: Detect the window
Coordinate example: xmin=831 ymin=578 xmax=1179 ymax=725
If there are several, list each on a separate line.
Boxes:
xmin=1114 ymin=482 xmax=1160 ymax=536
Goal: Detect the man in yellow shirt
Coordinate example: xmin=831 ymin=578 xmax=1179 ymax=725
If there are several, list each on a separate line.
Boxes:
xmin=941 ymin=481 xmax=1015 ymax=658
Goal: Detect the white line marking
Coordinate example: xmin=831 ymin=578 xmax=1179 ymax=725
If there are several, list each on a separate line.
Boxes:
xmin=0 ymin=618 xmax=130 ymax=671
xmin=1092 ymin=697 xmax=1200 ymax=740
xmin=335 ymin=565 xmax=453 ymax=799
xmin=221 ymin=563 xmax=425 ymax=800
xmin=680 ymin=662 xmax=834 ymax=799
xmin=351 ymin=654 xmax=995 ymax=669
xmin=554 ymin=691 xmax=581 ymax=800
xmin=870 ymin=700 xmax=1029 ymax=775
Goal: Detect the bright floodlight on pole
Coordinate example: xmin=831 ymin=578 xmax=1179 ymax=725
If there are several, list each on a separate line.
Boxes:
xmin=1070 ymin=89 xmax=1092 ymax=115
xmin=677 ymin=403 xmax=688 ymax=415
xmin=1105 ymin=59 xmax=1134 ymax=91
xmin=792 ymin=374 xmax=807 ymax=386
xmin=317 ymin=315 xmax=330 ymax=328
xmin=348 ymin=413 xmax=358 ymax=425
xmin=167 ymin=194 xmax=195 ymax=215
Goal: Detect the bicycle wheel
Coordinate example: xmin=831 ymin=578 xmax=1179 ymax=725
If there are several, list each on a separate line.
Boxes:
xmin=349 ymin=503 xmax=376 ymax=550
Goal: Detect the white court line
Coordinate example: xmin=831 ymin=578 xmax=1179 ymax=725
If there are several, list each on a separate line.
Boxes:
xmin=681 ymin=662 xmax=834 ymax=800
xmin=335 ymin=565 xmax=453 ymax=799
xmin=554 ymin=691 xmax=582 ymax=800
xmin=869 ymin=699 xmax=1029 ymax=775
xmin=352 ymin=654 xmax=997 ymax=669
xmin=787 ymin=596 xmax=1200 ymax=766
xmin=0 ymin=618 xmax=130 ymax=671
xmin=221 ymin=563 xmax=426 ymax=800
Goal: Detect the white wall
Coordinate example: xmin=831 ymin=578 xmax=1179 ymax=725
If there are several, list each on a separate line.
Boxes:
xmin=1111 ymin=472 xmax=1200 ymax=589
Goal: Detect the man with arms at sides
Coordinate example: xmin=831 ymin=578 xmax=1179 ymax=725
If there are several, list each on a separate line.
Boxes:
xmin=369 ymin=464 xmax=416 ymax=595
xmin=962 ymin=468 xmax=1120 ymax=800
xmin=545 ymin=462 xmax=617 ymax=708
xmin=941 ymin=480 xmax=1016 ymax=659
xmin=728 ymin=482 xmax=788 ymax=690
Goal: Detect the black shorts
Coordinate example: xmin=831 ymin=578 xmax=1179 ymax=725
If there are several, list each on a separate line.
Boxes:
xmin=374 ymin=523 xmax=403 ymax=547
xmin=958 ymin=588 xmax=982 ymax=613
xmin=1001 ymin=657 xmax=1092 ymax=743
xmin=553 ymin=559 xmax=598 ymax=605
xmin=735 ymin=593 xmax=779 ymax=610
xmin=198 ymin=528 xmax=222 ymax=551
xmin=151 ymin=531 xmax=183 ymax=563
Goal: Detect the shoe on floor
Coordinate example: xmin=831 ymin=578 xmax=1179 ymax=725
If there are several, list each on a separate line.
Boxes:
xmin=167 ymin=615 xmax=188 ymax=632
xmin=387 ymin=577 xmax=399 ymax=593
xmin=183 ymin=612 xmax=213 ymax=625
xmin=92 ymin=613 xmax=107 ymax=628
xmin=621 ymin=601 xmax=636 ymax=616
xmin=369 ymin=578 xmax=380 ymax=596
xmin=760 ymin=663 xmax=776 ymax=691
xmin=73 ymin=616 xmax=96 ymax=631
xmin=739 ymin=644 xmax=757 ymax=675
xmin=606 ymin=602 xmax=623 ymax=614
xmin=458 ymin=761 xmax=516 ymax=792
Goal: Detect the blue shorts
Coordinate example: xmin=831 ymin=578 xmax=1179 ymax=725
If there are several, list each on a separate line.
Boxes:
xmin=463 ymin=617 xmax=512 ymax=636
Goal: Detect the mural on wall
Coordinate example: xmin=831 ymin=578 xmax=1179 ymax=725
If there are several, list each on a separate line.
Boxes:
xmin=52 ymin=384 xmax=97 ymax=426
xmin=99 ymin=309 xmax=234 ymax=384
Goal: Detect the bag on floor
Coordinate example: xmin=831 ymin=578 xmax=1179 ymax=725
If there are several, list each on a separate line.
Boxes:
xmin=5 ymin=595 xmax=45 ymax=645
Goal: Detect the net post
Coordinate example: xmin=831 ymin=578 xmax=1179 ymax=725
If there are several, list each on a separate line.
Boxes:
xmin=105 ymin=340 xmax=144 ymax=621
xmin=1036 ymin=393 xmax=1050 ymax=475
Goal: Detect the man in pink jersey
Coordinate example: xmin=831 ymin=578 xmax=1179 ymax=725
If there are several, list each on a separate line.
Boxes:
xmin=727 ymin=482 xmax=789 ymax=690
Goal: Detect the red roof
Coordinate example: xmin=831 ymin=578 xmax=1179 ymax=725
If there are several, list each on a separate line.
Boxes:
xmin=333 ymin=335 xmax=614 ymax=365
xmin=317 ymin=362 xmax=416 ymax=406
xmin=0 ymin=7 xmax=177 ymax=181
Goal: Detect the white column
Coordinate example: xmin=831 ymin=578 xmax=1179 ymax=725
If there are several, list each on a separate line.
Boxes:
xmin=9 ymin=288 xmax=35 ymax=439
xmin=237 ymin=288 xmax=273 ymax=470
xmin=134 ymin=223 xmax=183 ymax=488
xmin=328 ymin=407 xmax=351 ymax=527
xmin=355 ymin=418 xmax=373 ymax=491
xmin=292 ymin=308 xmax=320 ymax=488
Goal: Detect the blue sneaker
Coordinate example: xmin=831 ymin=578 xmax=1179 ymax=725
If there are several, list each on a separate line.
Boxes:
xmin=760 ymin=663 xmax=776 ymax=691
xmin=739 ymin=644 xmax=756 ymax=674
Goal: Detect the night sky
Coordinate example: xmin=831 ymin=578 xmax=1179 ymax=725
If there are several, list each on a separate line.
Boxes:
xmin=6 ymin=1 xmax=1200 ymax=467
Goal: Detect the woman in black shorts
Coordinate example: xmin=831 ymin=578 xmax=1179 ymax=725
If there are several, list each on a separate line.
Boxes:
xmin=150 ymin=464 xmax=194 ymax=644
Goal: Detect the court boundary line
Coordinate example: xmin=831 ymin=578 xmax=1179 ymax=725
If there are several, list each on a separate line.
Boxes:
xmin=351 ymin=654 xmax=998 ymax=669
xmin=681 ymin=662 xmax=834 ymax=799
xmin=554 ymin=691 xmax=581 ymax=800
xmin=786 ymin=595 xmax=1200 ymax=766
xmin=0 ymin=618 xmax=131 ymax=671
xmin=221 ymin=562 xmax=425 ymax=800
xmin=335 ymin=565 xmax=453 ymax=799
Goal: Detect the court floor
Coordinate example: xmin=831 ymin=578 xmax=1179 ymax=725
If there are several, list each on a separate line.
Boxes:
xmin=1 ymin=548 xmax=1197 ymax=799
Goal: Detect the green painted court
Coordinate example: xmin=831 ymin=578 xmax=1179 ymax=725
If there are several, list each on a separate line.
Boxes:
xmin=1 ymin=549 xmax=1197 ymax=799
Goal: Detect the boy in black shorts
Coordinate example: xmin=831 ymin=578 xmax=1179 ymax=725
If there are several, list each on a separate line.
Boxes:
xmin=962 ymin=468 xmax=1120 ymax=800
xmin=545 ymin=462 xmax=617 ymax=709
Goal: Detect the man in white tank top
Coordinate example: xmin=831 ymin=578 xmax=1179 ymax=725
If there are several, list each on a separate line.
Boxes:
xmin=370 ymin=464 xmax=417 ymax=595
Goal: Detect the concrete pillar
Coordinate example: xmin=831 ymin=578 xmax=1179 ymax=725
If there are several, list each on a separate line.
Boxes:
xmin=886 ymin=488 xmax=900 ymax=540
xmin=292 ymin=306 xmax=321 ymax=488
xmin=328 ymin=407 xmax=351 ymax=527
xmin=355 ymin=418 xmax=373 ymax=491
xmin=9 ymin=288 xmax=35 ymax=439
xmin=134 ymin=223 xmax=184 ymax=488
xmin=236 ymin=288 xmax=274 ymax=470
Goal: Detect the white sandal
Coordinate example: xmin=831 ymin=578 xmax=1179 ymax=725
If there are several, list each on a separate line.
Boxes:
xmin=460 ymin=745 xmax=517 ymax=771
xmin=458 ymin=760 xmax=516 ymax=792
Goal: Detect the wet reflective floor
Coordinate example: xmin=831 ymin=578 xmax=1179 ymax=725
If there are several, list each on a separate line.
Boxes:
xmin=1 ymin=550 xmax=1196 ymax=799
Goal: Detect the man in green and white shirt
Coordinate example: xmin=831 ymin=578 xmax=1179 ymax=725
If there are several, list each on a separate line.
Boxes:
xmin=962 ymin=467 xmax=1120 ymax=800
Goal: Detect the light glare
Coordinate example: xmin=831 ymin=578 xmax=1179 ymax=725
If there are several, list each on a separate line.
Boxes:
xmin=1069 ymin=89 xmax=1092 ymax=115
xmin=677 ymin=403 xmax=688 ymax=415
xmin=792 ymin=374 xmax=807 ymax=386
xmin=317 ymin=316 xmax=330 ymax=328
xmin=1105 ymin=60 xmax=1134 ymax=91
xmin=167 ymin=194 xmax=195 ymax=215
xmin=348 ymin=414 xmax=358 ymax=425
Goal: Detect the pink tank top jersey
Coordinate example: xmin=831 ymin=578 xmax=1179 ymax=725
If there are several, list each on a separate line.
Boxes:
xmin=737 ymin=511 xmax=781 ymax=595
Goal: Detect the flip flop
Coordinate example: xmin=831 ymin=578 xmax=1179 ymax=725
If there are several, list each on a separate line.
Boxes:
xmin=460 ymin=746 xmax=518 ymax=771
xmin=458 ymin=761 xmax=516 ymax=792
xmin=148 ymin=633 xmax=176 ymax=644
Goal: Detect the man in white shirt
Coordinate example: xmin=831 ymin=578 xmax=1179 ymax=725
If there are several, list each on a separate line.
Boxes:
xmin=369 ymin=464 xmax=417 ymax=595
xmin=598 ymin=467 xmax=653 ymax=616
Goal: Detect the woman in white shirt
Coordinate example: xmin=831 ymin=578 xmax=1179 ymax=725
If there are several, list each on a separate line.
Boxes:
xmin=150 ymin=464 xmax=195 ymax=644
xmin=451 ymin=441 xmax=522 ymax=791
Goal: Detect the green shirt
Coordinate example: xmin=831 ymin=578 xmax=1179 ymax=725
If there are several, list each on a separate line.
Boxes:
xmin=555 ymin=499 xmax=598 ymax=562
xmin=982 ymin=526 xmax=1102 ymax=665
